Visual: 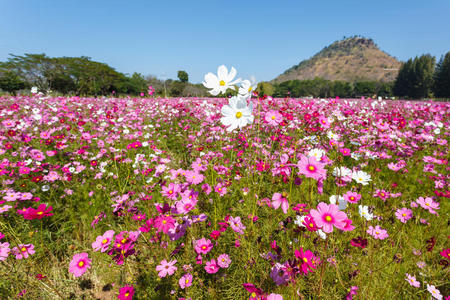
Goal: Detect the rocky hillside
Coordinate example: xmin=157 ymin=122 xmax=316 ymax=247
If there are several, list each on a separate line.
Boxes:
xmin=273 ymin=37 xmax=401 ymax=83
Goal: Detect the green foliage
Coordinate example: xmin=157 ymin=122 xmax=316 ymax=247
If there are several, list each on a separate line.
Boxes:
xmin=169 ymin=81 xmax=186 ymax=97
xmin=433 ymin=52 xmax=450 ymax=98
xmin=256 ymin=82 xmax=274 ymax=96
xmin=177 ymin=70 xmax=189 ymax=83
xmin=0 ymin=70 xmax=27 ymax=95
xmin=353 ymin=81 xmax=377 ymax=97
xmin=394 ymin=55 xmax=436 ymax=99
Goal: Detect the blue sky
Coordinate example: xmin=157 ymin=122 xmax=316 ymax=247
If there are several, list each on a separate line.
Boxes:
xmin=1 ymin=0 xmax=449 ymax=83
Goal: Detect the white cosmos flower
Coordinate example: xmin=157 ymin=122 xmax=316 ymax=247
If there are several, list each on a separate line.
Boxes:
xmin=31 ymin=86 xmax=38 ymax=94
xmin=332 ymin=166 xmax=352 ymax=178
xmin=329 ymin=195 xmax=347 ymax=210
xmin=238 ymin=78 xmax=257 ymax=97
xmin=203 ymin=65 xmax=241 ymax=96
xmin=352 ymin=170 xmax=371 ymax=185
xmin=308 ymin=148 xmax=325 ymax=161
xmin=359 ymin=205 xmax=374 ymax=221
xmin=317 ymin=229 xmax=327 ymax=240
xmin=220 ymin=95 xmax=253 ymax=132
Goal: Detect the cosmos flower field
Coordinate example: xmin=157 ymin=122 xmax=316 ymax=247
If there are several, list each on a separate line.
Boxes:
xmin=0 ymin=93 xmax=448 ymax=299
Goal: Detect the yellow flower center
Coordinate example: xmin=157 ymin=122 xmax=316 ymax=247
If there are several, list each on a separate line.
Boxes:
xmin=271 ymin=116 xmax=276 ymax=120
xmin=185 ymin=279 xmax=190 ymax=283
xmin=251 ymin=292 xmax=257 ymax=298
xmin=402 ymin=213 xmax=406 ymax=217
xmin=37 ymin=211 xmax=43 ymax=215
xmin=219 ymin=80 xmax=226 ymax=86
xmin=303 ymin=257 xmax=308 ymax=263
xmin=325 ymin=216 xmax=332 ymax=222
xmin=102 ymin=239 xmax=108 ymax=244
xmin=162 ymin=220 xmax=167 ymax=224
xmin=309 ymin=223 xmax=314 ymax=227
xmin=21 ymin=247 xmax=27 ymax=252
xmin=248 ymin=87 xmax=252 ymax=92
xmin=125 ymin=292 xmax=130 ymax=297
xmin=235 ymin=111 xmax=243 ymax=119
xmin=78 ymin=261 xmax=85 ymax=267
xmin=308 ymin=165 xmax=316 ymax=171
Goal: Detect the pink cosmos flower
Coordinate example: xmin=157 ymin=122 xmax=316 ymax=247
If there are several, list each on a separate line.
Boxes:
xmin=205 ymin=259 xmax=219 ymax=274
xmin=405 ymin=273 xmax=420 ymax=288
xmin=416 ymin=197 xmax=440 ymax=214
xmin=92 ymin=230 xmax=115 ymax=252
xmin=69 ymin=253 xmax=91 ymax=277
xmin=427 ymin=284 xmax=442 ymax=300
xmin=297 ymin=155 xmax=327 ymax=181
xmin=318 ymin=116 xmax=330 ymax=128
xmin=395 ymin=208 xmax=413 ymax=223
xmin=271 ymin=192 xmax=289 ymax=214
xmin=156 ymin=259 xmax=177 ymax=278
xmin=267 ymin=294 xmax=283 ymax=300
xmin=194 ymin=238 xmax=213 ymax=255
xmin=118 ymin=285 xmax=135 ymax=300
xmin=367 ymin=225 xmax=389 ymax=240
xmin=215 ymin=183 xmax=227 ymax=196
xmin=161 ymin=183 xmax=181 ymax=200
xmin=217 ymin=254 xmax=231 ymax=268
xmin=179 ymin=273 xmax=193 ymax=289
xmin=0 ymin=242 xmax=10 ymax=261
xmin=154 ymin=215 xmax=175 ymax=234
xmin=176 ymin=194 xmax=198 ymax=214
xmin=185 ymin=170 xmax=204 ymax=185
xmin=343 ymin=191 xmax=361 ymax=204
xmin=310 ymin=202 xmax=348 ymax=233
xmin=265 ymin=110 xmax=283 ymax=126
xmin=229 ymin=216 xmax=246 ymax=235
xmin=12 ymin=244 xmax=35 ymax=259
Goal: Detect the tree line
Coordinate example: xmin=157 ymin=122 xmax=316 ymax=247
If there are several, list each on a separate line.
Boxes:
xmin=0 ymin=53 xmax=208 ymax=97
xmin=1 ymin=52 xmax=449 ymax=99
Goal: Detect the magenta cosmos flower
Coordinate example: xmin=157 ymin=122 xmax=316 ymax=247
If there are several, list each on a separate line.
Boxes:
xmin=343 ymin=191 xmax=361 ymax=204
xmin=154 ymin=214 xmax=175 ymax=234
xmin=205 ymin=259 xmax=220 ymax=274
xmin=69 ymin=252 xmax=91 ymax=277
xmin=156 ymin=259 xmax=177 ymax=278
xmin=265 ymin=110 xmax=283 ymax=126
xmin=179 ymin=273 xmax=193 ymax=289
xmin=194 ymin=238 xmax=213 ymax=255
xmin=118 ymin=285 xmax=135 ymax=300
xmin=297 ymin=155 xmax=327 ymax=181
xmin=395 ymin=208 xmax=413 ymax=223
xmin=295 ymin=247 xmax=318 ymax=274
xmin=310 ymin=202 xmax=348 ymax=233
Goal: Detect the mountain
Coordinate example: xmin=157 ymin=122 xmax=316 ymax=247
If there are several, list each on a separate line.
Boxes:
xmin=273 ymin=37 xmax=401 ymax=83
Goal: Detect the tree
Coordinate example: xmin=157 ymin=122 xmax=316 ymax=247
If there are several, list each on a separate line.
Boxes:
xmin=433 ymin=52 xmax=450 ymax=98
xmin=353 ymin=81 xmax=377 ymax=97
xmin=394 ymin=55 xmax=435 ymax=99
xmin=177 ymin=70 xmax=189 ymax=83
xmin=0 ymin=70 xmax=26 ymax=95
xmin=256 ymin=82 xmax=274 ymax=96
